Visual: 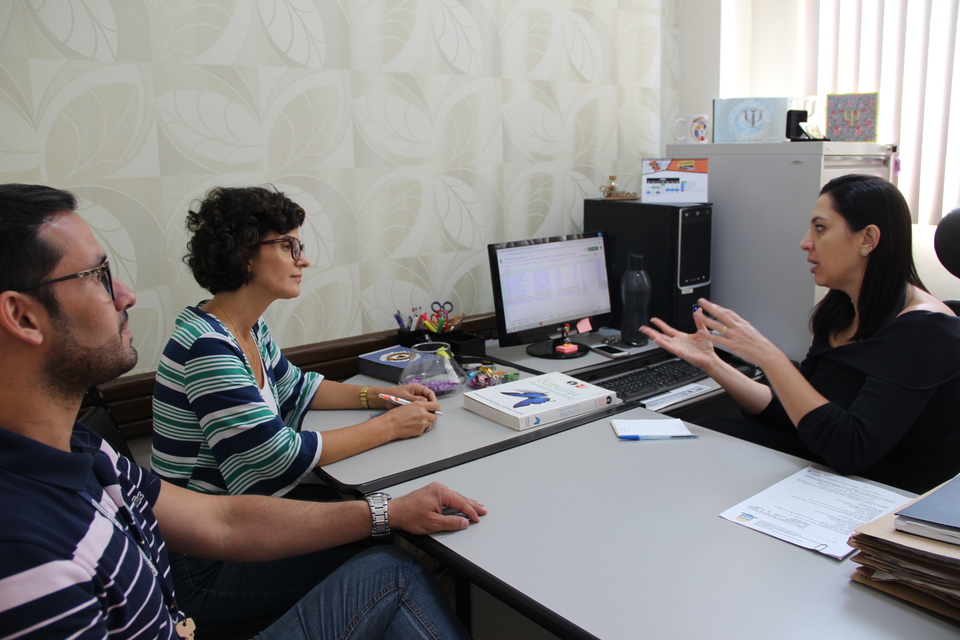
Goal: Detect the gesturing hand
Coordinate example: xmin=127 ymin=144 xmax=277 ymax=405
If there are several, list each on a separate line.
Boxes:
xmin=687 ymin=298 xmax=777 ymax=367
xmin=639 ymin=314 xmax=718 ymax=371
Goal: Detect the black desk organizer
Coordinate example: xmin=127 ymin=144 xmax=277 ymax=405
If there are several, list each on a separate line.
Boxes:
xmin=397 ymin=329 xmax=486 ymax=357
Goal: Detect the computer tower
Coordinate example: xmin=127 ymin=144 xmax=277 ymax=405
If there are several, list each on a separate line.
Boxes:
xmin=583 ymin=199 xmax=711 ymax=334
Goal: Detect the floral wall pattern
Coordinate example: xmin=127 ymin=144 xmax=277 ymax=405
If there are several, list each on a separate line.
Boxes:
xmin=0 ymin=0 xmax=679 ymax=376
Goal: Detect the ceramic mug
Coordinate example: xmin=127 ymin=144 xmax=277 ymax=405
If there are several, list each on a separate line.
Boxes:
xmin=674 ymin=114 xmax=710 ymax=143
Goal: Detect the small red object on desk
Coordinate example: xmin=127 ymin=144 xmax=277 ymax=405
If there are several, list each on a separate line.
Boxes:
xmin=555 ymin=343 xmax=578 ymax=354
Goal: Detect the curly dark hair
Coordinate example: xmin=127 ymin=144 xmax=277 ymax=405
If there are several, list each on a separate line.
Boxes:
xmin=184 ymin=186 xmax=305 ymax=294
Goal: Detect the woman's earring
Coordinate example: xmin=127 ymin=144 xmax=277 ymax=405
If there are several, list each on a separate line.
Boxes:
xmin=860 ymin=248 xmax=869 ymax=257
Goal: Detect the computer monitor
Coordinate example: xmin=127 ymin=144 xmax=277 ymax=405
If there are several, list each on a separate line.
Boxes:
xmin=487 ymin=231 xmax=612 ymax=358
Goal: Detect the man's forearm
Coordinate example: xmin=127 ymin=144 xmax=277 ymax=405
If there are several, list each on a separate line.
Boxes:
xmin=156 ymin=481 xmax=373 ymax=562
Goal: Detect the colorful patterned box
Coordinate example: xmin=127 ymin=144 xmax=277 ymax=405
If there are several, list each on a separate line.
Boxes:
xmin=827 ymin=93 xmax=878 ymax=142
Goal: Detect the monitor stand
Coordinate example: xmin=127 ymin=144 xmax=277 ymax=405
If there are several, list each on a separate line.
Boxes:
xmin=525 ymin=339 xmax=590 ymax=359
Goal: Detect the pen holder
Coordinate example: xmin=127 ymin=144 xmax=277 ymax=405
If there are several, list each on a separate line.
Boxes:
xmin=397 ymin=329 xmax=429 ymax=347
xmin=396 ymin=329 xmax=485 ymax=357
xmin=438 ymin=330 xmax=485 ymax=357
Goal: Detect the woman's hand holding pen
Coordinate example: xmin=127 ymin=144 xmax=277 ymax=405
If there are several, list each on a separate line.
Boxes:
xmin=359 ymin=384 xmax=439 ymax=439
xmin=371 ymin=383 xmax=437 ymax=408
xmin=376 ymin=399 xmax=440 ymax=438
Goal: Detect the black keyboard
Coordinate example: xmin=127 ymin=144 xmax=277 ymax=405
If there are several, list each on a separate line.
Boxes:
xmin=595 ymin=359 xmax=705 ymax=401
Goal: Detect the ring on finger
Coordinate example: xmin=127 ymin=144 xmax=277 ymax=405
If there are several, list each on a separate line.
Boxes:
xmin=720 ymin=325 xmax=728 ymax=335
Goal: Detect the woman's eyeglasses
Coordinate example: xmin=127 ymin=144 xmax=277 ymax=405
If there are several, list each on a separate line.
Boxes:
xmin=15 ymin=260 xmax=114 ymax=301
xmin=259 ymin=236 xmax=305 ymax=261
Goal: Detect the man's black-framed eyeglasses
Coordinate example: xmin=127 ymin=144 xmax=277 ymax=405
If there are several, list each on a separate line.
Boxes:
xmin=15 ymin=260 xmax=114 ymax=301
xmin=259 ymin=236 xmax=305 ymax=261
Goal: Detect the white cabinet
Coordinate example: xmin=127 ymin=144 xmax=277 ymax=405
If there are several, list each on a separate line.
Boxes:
xmin=665 ymin=142 xmax=897 ymax=361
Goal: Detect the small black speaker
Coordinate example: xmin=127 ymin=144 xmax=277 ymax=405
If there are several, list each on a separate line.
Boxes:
xmin=786 ymin=110 xmax=808 ymax=140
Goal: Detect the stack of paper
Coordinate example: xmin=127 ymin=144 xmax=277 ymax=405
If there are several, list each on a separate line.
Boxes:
xmin=848 ymin=477 xmax=960 ymax=623
xmin=720 ymin=467 xmax=909 ymax=560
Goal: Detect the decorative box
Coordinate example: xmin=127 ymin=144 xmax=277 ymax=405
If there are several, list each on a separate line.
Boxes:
xmin=827 ymin=93 xmax=878 ymax=142
xmin=713 ymin=97 xmax=790 ymax=143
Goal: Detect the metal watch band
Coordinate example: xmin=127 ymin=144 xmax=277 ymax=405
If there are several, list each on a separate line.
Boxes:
xmin=364 ymin=492 xmax=392 ymax=537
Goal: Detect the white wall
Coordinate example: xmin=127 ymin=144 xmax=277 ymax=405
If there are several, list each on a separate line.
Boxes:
xmin=1 ymin=2 xmax=680 ymax=376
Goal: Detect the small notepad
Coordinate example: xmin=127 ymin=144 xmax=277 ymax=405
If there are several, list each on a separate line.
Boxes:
xmin=610 ymin=418 xmax=698 ymax=440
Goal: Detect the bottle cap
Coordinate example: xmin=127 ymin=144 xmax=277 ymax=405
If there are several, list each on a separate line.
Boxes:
xmin=627 ymin=253 xmax=645 ymax=271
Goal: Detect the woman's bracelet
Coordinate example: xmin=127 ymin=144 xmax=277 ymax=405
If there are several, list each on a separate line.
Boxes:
xmin=360 ymin=385 xmax=370 ymax=409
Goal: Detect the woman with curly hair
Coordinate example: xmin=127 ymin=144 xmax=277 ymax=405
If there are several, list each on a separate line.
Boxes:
xmin=151 ymin=185 xmax=440 ymax=625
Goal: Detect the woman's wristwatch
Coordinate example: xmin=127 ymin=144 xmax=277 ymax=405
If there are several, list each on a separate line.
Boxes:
xmin=364 ymin=492 xmax=392 ymax=537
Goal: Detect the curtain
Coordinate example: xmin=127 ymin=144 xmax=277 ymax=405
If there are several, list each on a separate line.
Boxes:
xmin=806 ymin=0 xmax=960 ymax=223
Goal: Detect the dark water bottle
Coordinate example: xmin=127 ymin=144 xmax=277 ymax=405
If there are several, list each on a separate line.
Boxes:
xmin=620 ymin=253 xmax=651 ymax=346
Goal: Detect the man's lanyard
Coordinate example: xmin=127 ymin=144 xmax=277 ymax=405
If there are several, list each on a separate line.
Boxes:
xmin=84 ymin=470 xmax=195 ymax=638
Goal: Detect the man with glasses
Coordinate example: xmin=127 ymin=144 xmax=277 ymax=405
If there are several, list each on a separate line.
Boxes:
xmin=0 ymin=184 xmax=485 ymax=640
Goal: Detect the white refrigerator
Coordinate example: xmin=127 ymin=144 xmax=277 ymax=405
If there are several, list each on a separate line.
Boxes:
xmin=665 ymin=142 xmax=898 ymax=361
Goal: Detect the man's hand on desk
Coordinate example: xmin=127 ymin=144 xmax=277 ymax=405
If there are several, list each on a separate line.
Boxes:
xmin=391 ymin=482 xmax=487 ymax=535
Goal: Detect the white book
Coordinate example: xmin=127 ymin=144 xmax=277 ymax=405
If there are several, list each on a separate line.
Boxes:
xmin=462 ymin=372 xmax=616 ymax=431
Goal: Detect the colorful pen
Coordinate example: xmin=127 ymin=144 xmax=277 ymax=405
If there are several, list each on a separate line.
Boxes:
xmin=379 ymin=393 xmax=444 ymax=415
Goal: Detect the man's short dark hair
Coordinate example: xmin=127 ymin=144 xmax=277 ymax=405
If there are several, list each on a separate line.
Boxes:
xmin=0 ymin=184 xmax=78 ymax=314
xmin=184 ymin=185 xmax=305 ymax=294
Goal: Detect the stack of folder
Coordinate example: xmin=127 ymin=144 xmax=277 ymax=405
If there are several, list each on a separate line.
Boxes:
xmin=848 ymin=475 xmax=960 ymax=623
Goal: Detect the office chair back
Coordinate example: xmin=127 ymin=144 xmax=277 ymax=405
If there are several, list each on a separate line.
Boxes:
xmin=81 ymin=386 xmax=135 ymax=461
xmin=935 ymin=206 xmax=960 ymax=314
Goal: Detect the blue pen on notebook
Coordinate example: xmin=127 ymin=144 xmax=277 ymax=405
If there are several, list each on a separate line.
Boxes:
xmin=618 ymin=434 xmax=699 ymax=440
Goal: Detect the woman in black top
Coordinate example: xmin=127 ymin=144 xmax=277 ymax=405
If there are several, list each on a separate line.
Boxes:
xmin=641 ymin=174 xmax=960 ymax=493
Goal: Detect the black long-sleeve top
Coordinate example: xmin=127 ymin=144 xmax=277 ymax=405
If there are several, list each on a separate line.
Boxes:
xmin=753 ymin=310 xmax=960 ymax=494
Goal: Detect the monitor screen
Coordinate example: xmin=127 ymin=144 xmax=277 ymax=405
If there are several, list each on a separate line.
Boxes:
xmin=487 ymin=232 xmax=612 ymax=357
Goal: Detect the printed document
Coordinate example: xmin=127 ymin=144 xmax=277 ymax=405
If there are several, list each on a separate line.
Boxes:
xmin=720 ymin=466 xmax=911 ymax=560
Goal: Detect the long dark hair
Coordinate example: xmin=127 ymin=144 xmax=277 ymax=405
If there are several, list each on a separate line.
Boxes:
xmin=810 ymin=174 xmax=925 ymax=342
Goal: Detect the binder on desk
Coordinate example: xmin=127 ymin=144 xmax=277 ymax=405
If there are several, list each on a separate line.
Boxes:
xmin=894 ymin=475 xmax=960 ymax=545
xmin=848 ymin=483 xmax=960 ymax=624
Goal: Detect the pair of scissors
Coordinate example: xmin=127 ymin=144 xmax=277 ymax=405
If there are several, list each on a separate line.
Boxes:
xmin=429 ymin=300 xmax=453 ymax=327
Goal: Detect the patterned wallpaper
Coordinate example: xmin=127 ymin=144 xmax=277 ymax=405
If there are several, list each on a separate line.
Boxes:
xmin=0 ymin=0 xmax=679 ymax=376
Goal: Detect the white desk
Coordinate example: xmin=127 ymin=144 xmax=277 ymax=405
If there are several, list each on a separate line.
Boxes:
xmin=301 ymin=371 xmax=634 ymax=493
xmin=302 ymin=332 xmax=730 ymax=493
xmin=385 ymin=407 xmax=959 ymax=640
